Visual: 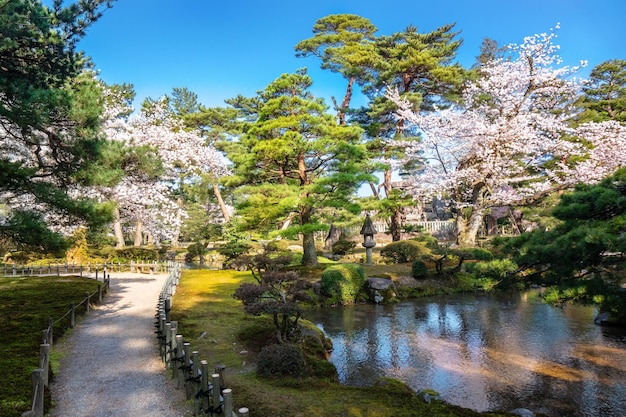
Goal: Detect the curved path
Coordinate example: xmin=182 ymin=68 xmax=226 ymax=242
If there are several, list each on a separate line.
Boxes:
xmin=50 ymin=272 xmax=191 ymax=417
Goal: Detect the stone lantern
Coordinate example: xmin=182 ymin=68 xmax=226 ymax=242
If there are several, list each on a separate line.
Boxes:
xmin=360 ymin=213 xmax=377 ymax=265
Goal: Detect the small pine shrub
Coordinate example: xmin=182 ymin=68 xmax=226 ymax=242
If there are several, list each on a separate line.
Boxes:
xmin=257 ymin=344 xmax=306 ymax=378
xmin=411 ymin=260 xmax=428 ymax=279
xmin=216 ymin=241 xmax=251 ymax=262
xmin=412 ymin=234 xmax=440 ymax=250
xmin=465 ymin=258 xmax=518 ymax=289
xmin=331 ymin=239 xmax=356 ymax=255
xmin=466 ymin=247 xmax=494 ymax=261
xmin=320 ymin=263 xmax=366 ymax=305
xmin=114 ymin=247 xmax=160 ymax=261
xmin=185 ymin=242 xmax=207 ymax=261
xmin=380 ymin=240 xmax=426 ymax=263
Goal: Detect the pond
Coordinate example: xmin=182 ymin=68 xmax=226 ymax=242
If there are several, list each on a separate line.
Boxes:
xmin=306 ymin=291 xmax=626 ymax=417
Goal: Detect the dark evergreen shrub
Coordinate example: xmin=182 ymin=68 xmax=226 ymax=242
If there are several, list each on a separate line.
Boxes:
xmin=185 ymin=242 xmax=206 ymax=261
xmin=331 ymin=239 xmax=356 ymax=255
xmin=380 ymin=240 xmax=424 ymax=263
xmin=320 ymin=263 xmax=366 ymax=305
xmin=257 ymin=344 xmax=306 ymax=378
xmin=114 ymin=247 xmax=160 ymax=261
xmin=216 ymin=241 xmax=250 ymax=263
xmin=465 ymin=247 xmax=494 ymax=261
xmin=411 ymin=260 xmax=428 ymax=279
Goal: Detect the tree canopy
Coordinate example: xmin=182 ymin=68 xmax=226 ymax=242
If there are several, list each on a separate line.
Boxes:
xmin=0 ymin=0 xmax=116 ymax=252
xmin=501 ymin=168 xmax=626 ymax=324
xmin=391 ymin=26 xmax=626 ymax=246
xmin=221 ymin=68 xmax=371 ymax=265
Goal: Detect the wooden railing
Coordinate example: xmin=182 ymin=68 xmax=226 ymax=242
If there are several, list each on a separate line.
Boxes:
xmin=22 ymin=275 xmax=110 ymax=417
xmin=157 ymin=265 xmax=250 ymax=417
xmin=2 ymin=261 xmax=174 ymax=277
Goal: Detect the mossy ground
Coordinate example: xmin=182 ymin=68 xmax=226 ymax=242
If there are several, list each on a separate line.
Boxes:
xmin=0 ymin=275 xmax=102 ymax=417
xmin=169 ymin=268 xmax=516 ymax=417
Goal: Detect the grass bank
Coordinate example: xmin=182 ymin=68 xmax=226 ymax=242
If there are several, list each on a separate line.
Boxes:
xmin=0 ymin=275 xmax=102 ymax=417
xmin=170 ymin=269 xmax=515 ymax=417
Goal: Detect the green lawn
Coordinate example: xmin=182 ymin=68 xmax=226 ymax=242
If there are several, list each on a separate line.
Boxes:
xmin=0 ymin=275 xmax=102 ymax=417
xmin=169 ymin=269 xmax=516 ymax=417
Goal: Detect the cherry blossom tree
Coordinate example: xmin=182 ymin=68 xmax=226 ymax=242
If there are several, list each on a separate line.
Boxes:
xmin=91 ymin=87 xmax=229 ymax=248
xmin=390 ymin=26 xmax=626 ymax=246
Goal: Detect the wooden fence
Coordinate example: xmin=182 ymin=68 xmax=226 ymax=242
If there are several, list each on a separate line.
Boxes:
xmin=3 ymin=261 xmax=174 ymax=277
xmin=157 ymin=265 xmax=250 ymax=417
xmin=22 ymin=275 xmax=111 ymax=417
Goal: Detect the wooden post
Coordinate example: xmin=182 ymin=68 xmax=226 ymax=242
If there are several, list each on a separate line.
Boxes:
xmin=80 ymin=264 xmax=83 ymax=277
xmin=170 ymin=323 xmax=178 ymax=379
xmin=46 ymin=318 xmax=53 ymax=345
xmin=95 ymin=268 xmax=99 ymax=281
xmin=39 ymin=344 xmax=50 ymax=387
xmin=200 ymin=360 xmax=210 ymax=414
xmin=222 ymin=389 xmax=234 ymax=417
xmin=56 ymin=264 xmax=59 ymax=276
xmin=85 ymin=292 xmax=90 ymax=314
xmin=183 ymin=342 xmax=192 ymax=397
xmin=174 ymin=334 xmax=183 ymax=382
xmin=31 ymin=369 xmax=44 ymax=417
xmin=164 ymin=298 xmax=171 ymax=322
xmin=98 ymin=284 xmax=102 ymax=303
xmin=70 ymin=303 xmax=75 ymax=328
xmin=164 ymin=323 xmax=172 ymax=364
xmin=238 ymin=407 xmax=250 ymax=417
xmin=215 ymin=364 xmax=227 ymax=389
xmin=211 ymin=373 xmax=221 ymax=413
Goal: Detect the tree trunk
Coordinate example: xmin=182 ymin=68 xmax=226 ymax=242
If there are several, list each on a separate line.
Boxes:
xmin=300 ymin=206 xmax=318 ymax=266
xmin=212 ymin=181 xmax=230 ymax=223
xmin=301 ymin=232 xmax=318 ymax=266
xmin=324 ymin=224 xmax=341 ymax=250
xmin=455 ymin=208 xmax=485 ymax=247
xmin=113 ymin=207 xmax=125 ymax=249
xmin=170 ymin=197 xmax=183 ymax=247
xmin=133 ymin=219 xmax=143 ymax=247
xmin=382 ymin=167 xmax=403 ymax=241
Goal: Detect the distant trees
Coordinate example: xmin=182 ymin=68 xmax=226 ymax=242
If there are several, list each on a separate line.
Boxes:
xmin=575 ymin=59 xmax=626 ymax=124
xmin=390 ymin=26 xmax=626 ymax=246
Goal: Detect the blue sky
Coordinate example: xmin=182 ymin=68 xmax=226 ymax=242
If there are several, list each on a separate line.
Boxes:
xmin=73 ymin=0 xmax=625 ymax=109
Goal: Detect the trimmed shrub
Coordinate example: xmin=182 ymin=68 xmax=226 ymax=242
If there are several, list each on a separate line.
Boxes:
xmin=331 ymin=239 xmax=356 ymax=255
xmin=114 ymin=247 xmax=160 ymax=261
xmin=465 ymin=247 xmax=494 ymax=261
xmin=412 ymin=234 xmax=440 ymax=250
xmin=380 ymin=240 xmax=426 ymax=263
xmin=257 ymin=344 xmax=306 ymax=379
xmin=411 ymin=260 xmax=428 ymax=279
xmin=185 ymin=242 xmax=207 ymax=262
xmin=320 ymin=263 xmax=366 ymax=305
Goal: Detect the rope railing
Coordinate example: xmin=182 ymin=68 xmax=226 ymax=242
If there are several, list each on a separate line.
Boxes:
xmin=157 ymin=266 xmax=250 ymax=417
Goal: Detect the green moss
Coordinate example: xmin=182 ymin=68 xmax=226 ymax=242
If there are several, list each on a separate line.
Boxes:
xmin=0 ymin=276 xmax=102 ymax=417
xmin=320 ymin=263 xmax=366 ymax=305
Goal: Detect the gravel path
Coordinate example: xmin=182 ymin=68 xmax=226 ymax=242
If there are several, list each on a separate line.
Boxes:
xmin=50 ymin=273 xmax=191 ymax=417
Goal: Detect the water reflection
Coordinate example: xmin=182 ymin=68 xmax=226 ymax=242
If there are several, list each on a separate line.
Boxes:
xmin=306 ymin=292 xmax=626 ymax=417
